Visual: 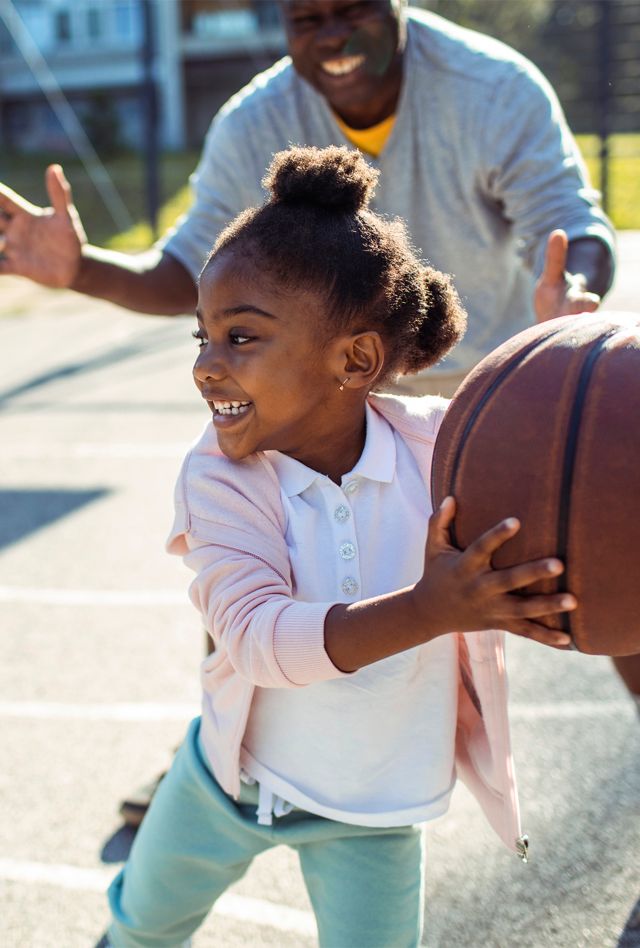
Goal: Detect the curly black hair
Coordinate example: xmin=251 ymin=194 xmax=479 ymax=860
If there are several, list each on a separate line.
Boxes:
xmin=204 ymin=145 xmax=466 ymax=388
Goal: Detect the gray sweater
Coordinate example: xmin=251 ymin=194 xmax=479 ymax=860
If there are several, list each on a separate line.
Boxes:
xmin=161 ymin=8 xmax=615 ymax=376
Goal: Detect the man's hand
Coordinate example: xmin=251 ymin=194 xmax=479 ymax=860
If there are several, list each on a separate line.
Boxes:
xmin=0 ymin=164 xmax=86 ymax=288
xmin=534 ymin=229 xmax=601 ymax=323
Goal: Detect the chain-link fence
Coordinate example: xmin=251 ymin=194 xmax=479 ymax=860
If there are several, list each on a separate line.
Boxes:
xmin=421 ymin=0 xmax=640 ymax=220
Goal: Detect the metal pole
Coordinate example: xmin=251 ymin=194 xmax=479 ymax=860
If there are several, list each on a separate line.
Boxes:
xmin=140 ymin=0 xmax=159 ymax=239
xmin=597 ymin=0 xmax=612 ymax=214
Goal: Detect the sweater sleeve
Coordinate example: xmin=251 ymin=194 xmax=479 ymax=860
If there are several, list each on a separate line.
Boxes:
xmin=167 ymin=444 xmax=349 ymax=689
xmin=478 ymin=63 xmax=616 ymax=276
xmin=156 ymin=107 xmax=262 ymax=281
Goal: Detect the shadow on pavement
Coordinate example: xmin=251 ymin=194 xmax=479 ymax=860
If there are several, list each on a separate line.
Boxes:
xmin=618 ymin=897 xmax=640 ymax=947
xmin=0 ymin=487 xmax=110 ymax=550
xmin=0 ymin=327 xmax=187 ymax=407
xmin=101 ymin=825 xmax=137 ymax=864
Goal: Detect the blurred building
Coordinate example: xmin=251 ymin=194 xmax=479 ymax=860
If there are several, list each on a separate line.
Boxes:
xmin=0 ymin=0 xmax=285 ymax=153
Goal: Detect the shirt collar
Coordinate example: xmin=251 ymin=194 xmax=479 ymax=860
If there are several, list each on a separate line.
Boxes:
xmin=346 ymin=402 xmax=396 ymax=486
xmin=267 ymin=403 xmax=396 ymax=499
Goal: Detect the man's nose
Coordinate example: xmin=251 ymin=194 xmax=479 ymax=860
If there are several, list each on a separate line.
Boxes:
xmin=316 ymin=16 xmax=352 ymax=49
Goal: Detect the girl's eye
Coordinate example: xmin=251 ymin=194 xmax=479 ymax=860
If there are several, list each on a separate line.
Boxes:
xmin=230 ymin=333 xmax=252 ymax=346
xmin=192 ymin=329 xmax=207 ymax=349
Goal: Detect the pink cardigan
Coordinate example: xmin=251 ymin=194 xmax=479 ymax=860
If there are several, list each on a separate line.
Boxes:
xmin=167 ymin=393 xmax=526 ymax=858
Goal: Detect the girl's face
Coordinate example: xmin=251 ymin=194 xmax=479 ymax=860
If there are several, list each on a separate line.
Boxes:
xmin=194 ymin=251 xmax=364 ymax=476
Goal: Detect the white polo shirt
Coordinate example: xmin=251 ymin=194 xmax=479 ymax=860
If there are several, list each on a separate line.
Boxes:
xmin=240 ymin=403 xmax=458 ymax=827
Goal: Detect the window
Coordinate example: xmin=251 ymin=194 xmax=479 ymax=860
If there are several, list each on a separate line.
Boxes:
xmin=54 ymin=9 xmax=72 ymax=44
xmin=87 ymin=7 xmax=101 ymax=40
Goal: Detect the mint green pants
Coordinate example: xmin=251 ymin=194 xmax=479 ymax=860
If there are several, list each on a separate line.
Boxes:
xmin=108 ymin=718 xmax=425 ymax=947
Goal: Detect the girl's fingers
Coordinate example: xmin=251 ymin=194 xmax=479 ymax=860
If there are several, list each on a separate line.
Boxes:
xmin=462 ymin=516 xmax=521 ymax=565
xmin=511 ymin=622 xmax=572 ymax=649
xmin=426 ymin=496 xmax=456 ymax=552
xmin=485 ymin=557 xmax=564 ymax=594
xmin=498 ymin=592 xmax=577 ymax=620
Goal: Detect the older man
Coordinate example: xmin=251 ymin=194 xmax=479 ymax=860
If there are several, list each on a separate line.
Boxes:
xmin=0 ymin=2 xmax=614 ymax=391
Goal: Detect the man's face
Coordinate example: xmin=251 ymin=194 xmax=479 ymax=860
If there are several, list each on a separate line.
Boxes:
xmin=281 ymin=0 xmax=405 ymax=129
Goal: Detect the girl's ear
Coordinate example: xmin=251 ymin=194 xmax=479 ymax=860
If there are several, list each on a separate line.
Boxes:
xmin=337 ymin=331 xmax=385 ymax=390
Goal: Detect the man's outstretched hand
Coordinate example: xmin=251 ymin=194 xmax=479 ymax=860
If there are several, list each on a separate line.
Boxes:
xmin=0 ymin=164 xmax=86 ymax=288
xmin=534 ymin=229 xmax=601 ymax=323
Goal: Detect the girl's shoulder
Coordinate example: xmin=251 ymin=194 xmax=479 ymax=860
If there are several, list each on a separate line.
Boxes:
xmin=167 ymin=422 xmax=289 ymax=572
xmin=180 ymin=422 xmax=282 ymax=510
xmin=368 ymin=392 xmax=450 ymax=444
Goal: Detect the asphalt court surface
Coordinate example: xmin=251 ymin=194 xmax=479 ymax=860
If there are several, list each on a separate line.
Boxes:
xmin=1 ymin=235 xmax=639 ymax=947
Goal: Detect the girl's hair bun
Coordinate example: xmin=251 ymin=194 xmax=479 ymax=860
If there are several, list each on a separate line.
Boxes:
xmin=263 ymin=145 xmax=378 ymax=213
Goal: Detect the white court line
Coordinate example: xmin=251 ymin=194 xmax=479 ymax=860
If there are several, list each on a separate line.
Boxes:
xmin=0 ymin=858 xmax=317 ymax=938
xmin=0 ymin=700 xmax=630 ymax=723
xmin=0 ymin=587 xmax=188 ymax=606
xmin=0 ymin=702 xmax=198 ymax=721
xmin=1 ymin=443 xmax=190 ymax=459
xmin=509 ymin=700 xmax=631 ymax=721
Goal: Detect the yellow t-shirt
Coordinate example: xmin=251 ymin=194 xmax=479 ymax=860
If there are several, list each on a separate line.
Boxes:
xmin=333 ymin=112 xmax=396 ymax=158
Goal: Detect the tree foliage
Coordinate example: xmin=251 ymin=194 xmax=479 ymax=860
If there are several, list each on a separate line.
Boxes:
xmin=415 ymin=0 xmax=552 ymax=50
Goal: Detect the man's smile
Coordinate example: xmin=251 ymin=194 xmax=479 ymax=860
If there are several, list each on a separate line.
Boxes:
xmin=320 ymin=54 xmax=366 ymax=77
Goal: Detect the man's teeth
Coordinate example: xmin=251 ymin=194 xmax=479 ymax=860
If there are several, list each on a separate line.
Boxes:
xmin=213 ymin=400 xmax=251 ymax=416
xmin=321 ymin=55 xmax=365 ymax=77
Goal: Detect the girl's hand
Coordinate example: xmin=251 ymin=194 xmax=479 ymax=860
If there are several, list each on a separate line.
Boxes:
xmin=414 ymin=496 xmax=576 ymax=649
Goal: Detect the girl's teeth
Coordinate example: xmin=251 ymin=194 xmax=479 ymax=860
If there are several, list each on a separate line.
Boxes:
xmin=213 ymin=400 xmax=251 ymax=416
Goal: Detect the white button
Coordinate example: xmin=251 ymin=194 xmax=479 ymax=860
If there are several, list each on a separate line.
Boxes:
xmin=334 ymin=504 xmax=350 ymax=524
xmin=339 ymin=541 xmax=356 ymax=561
xmin=342 ymin=577 xmax=359 ymax=596
xmin=344 ymin=481 xmax=358 ymax=495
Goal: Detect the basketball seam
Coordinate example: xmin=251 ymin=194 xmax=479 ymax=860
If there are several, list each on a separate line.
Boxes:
xmin=443 ymin=327 xmax=565 ymax=549
xmin=557 ymin=327 xmax=621 ymax=647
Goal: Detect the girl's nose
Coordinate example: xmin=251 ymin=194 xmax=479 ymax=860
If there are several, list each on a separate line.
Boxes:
xmin=193 ymin=348 xmax=227 ymax=383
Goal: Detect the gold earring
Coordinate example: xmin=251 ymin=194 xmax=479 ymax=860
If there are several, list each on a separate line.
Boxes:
xmin=338 ymin=377 xmax=350 ymax=391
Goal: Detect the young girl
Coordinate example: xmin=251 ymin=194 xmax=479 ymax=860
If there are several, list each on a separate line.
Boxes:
xmin=105 ymin=146 xmax=575 ymax=948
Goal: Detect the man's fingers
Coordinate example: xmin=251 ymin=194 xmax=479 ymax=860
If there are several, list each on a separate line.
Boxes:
xmin=541 ymin=229 xmax=569 ymax=286
xmin=563 ymin=290 xmax=601 ymax=315
xmin=45 ymin=164 xmax=74 ymax=217
xmin=0 ymin=181 xmax=33 ymax=217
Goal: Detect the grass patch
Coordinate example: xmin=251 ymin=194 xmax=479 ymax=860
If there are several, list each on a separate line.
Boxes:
xmin=1 ymin=134 xmax=638 ymax=253
xmin=577 ymin=134 xmax=640 ymax=231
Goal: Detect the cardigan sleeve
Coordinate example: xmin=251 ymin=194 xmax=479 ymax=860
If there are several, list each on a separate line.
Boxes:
xmin=167 ymin=440 xmax=350 ymax=688
xmin=182 ymin=539 xmax=347 ymax=688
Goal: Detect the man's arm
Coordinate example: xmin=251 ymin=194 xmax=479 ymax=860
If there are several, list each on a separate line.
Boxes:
xmin=0 ymin=163 xmax=197 ymax=315
xmin=71 ymin=245 xmax=197 ymax=314
xmin=534 ymin=229 xmax=615 ymax=323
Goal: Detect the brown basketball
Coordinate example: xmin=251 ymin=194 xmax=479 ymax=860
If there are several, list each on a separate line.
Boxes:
xmin=431 ymin=312 xmax=640 ymax=656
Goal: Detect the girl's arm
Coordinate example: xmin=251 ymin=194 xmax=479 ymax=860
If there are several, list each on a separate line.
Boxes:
xmin=324 ymin=497 xmax=575 ymax=673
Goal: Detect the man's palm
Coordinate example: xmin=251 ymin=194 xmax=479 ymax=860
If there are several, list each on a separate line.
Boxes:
xmin=0 ymin=164 xmax=86 ymax=288
xmin=534 ymin=229 xmax=600 ymax=322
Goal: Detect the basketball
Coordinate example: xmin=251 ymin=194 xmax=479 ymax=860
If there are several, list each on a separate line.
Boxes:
xmin=431 ymin=312 xmax=640 ymax=656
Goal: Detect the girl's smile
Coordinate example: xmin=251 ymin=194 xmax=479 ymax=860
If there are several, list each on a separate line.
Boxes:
xmin=193 ymin=249 xmax=367 ymax=480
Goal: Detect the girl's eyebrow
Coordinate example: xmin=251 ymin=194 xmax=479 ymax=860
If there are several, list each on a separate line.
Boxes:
xmin=195 ymin=305 xmax=277 ymax=322
xmin=223 ymin=305 xmax=277 ymax=319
